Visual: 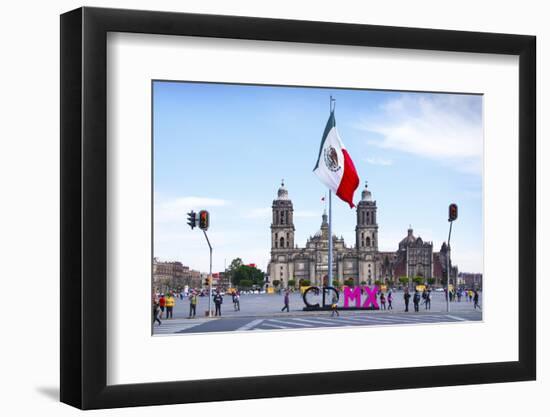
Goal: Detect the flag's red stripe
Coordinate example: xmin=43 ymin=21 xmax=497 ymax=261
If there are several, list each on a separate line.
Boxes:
xmin=336 ymin=149 xmax=360 ymax=208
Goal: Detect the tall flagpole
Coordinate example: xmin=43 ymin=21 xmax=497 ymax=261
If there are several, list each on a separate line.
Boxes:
xmin=328 ymin=189 xmax=333 ymax=288
xmin=327 ymin=95 xmax=336 ymax=289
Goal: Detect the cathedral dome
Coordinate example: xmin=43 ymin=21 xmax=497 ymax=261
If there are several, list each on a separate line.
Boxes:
xmin=277 ymin=180 xmax=289 ymax=200
xmin=399 ymin=227 xmax=416 ymax=245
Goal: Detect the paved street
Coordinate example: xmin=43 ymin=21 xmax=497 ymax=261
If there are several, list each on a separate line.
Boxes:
xmin=153 ymin=290 xmax=482 ymax=335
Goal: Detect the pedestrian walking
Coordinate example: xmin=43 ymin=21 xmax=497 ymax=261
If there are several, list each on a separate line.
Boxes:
xmin=404 ymin=288 xmax=411 ymax=312
xmin=152 ymin=300 xmax=161 ymax=326
xmin=189 ymin=292 xmax=198 ymax=318
xmin=426 ymin=289 xmax=431 ymax=310
xmin=165 ymin=292 xmax=175 ymax=319
xmin=234 ymin=291 xmax=240 ymax=311
xmin=159 ymin=293 xmax=166 ymax=318
xmin=281 ymin=290 xmax=290 ymax=312
xmin=413 ymin=290 xmax=421 ymax=312
xmin=213 ymin=291 xmax=223 ymax=316
xmin=380 ymin=292 xmax=386 ymax=310
xmin=330 ymin=293 xmax=339 ymax=317
xmin=473 ymin=290 xmax=481 ymax=310
xmin=387 ymin=291 xmax=393 ymax=310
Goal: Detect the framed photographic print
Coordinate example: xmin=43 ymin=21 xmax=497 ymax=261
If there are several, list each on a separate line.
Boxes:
xmin=60 ymin=6 xmax=536 ymax=410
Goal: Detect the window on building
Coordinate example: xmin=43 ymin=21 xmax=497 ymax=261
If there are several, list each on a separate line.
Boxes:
xmin=366 ymin=236 xmax=371 ymax=247
xmin=280 ymin=237 xmax=285 ymax=248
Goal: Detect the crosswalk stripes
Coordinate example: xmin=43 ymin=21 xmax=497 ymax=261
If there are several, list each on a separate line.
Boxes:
xmin=268 ymin=318 xmax=314 ymax=327
xmin=248 ymin=313 xmax=469 ymax=331
xmin=292 ymin=317 xmax=342 ymax=326
xmin=236 ymin=318 xmax=264 ymax=331
xmin=152 ymin=318 xmax=214 ymax=335
xmin=260 ymin=322 xmax=288 ymax=329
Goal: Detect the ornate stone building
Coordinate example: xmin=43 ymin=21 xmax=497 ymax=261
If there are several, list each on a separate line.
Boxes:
xmin=267 ymin=181 xmax=457 ymax=287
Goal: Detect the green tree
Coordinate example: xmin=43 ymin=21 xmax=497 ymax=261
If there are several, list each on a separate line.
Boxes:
xmin=332 ymin=279 xmax=340 ymax=288
xmin=272 ymin=279 xmax=281 ymax=288
xmin=239 ymin=279 xmax=253 ymax=289
xmin=227 ymin=258 xmax=243 ymax=284
xmin=300 ymin=279 xmax=311 ymax=287
xmin=412 ymin=276 xmax=424 ymax=286
xmin=344 ymin=278 xmax=355 ymax=287
xmin=374 ymin=279 xmax=382 ymax=286
xmin=398 ymin=276 xmax=410 ymax=286
xmin=360 ymin=280 xmax=367 ymax=286
xmin=287 ymin=279 xmax=296 ymax=288
xmin=230 ymin=261 xmax=265 ymax=288
xmin=427 ymin=278 xmax=436 ymax=285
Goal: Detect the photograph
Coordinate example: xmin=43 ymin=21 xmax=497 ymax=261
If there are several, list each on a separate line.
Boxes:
xmin=151 ymin=81 xmax=484 ymax=335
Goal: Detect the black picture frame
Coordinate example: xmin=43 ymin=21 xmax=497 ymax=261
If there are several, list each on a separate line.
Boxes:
xmin=60 ymin=6 xmax=536 ymax=410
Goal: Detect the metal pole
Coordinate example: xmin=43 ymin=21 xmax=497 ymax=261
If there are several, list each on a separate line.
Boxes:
xmin=446 ymin=221 xmax=453 ymax=313
xmin=328 ymin=189 xmax=333 ymax=288
xmin=203 ymin=230 xmax=213 ymax=317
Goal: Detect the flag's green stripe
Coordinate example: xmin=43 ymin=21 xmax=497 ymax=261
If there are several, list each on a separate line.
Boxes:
xmin=313 ymin=111 xmax=336 ymax=171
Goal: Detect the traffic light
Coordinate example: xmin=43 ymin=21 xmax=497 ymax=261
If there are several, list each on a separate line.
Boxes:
xmin=198 ymin=210 xmax=209 ymax=230
xmin=187 ymin=211 xmax=197 ymax=229
xmin=448 ymin=203 xmax=458 ymax=222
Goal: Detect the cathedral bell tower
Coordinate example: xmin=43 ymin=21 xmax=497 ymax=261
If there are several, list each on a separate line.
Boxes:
xmin=271 ymin=180 xmax=295 ymax=251
xmin=356 ymin=182 xmax=378 ymax=252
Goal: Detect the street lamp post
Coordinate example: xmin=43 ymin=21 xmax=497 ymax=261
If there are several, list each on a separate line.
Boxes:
xmin=203 ymin=230 xmax=213 ymax=317
xmin=446 ymin=203 xmax=458 ymax=313
xmin=446 ymin=221 xmax=453 ymax=313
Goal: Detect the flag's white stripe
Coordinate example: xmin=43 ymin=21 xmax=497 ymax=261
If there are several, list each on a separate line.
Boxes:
xmin=313 ymin=126 xmax=346 ymax=194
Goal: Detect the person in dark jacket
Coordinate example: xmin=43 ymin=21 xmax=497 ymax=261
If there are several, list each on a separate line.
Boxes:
xmin=473 ymin=290 xmax=481 ymax=310
xmin=152 ymin=300 xmax=161 ymax=326
xmin=425 ymin=289 xmax=431 ymax=310
xmin=281 ymin=290 xmax=290 ymax=312
xmin=413 ymin=290 xmax=421 ymax=312
xmin=404 ymin=288 xmax=411 ymax=312
xmin=213 ymin=291 xmax=223 ymax=316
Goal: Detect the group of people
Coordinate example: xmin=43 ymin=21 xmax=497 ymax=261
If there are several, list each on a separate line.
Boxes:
xmin=445 ymin=288 xmax=479 ymax=305
xmin=402 ymin=288 xmax=432 ymax=312
xmin=152 ymin=292 xmax=176 ymax=325
xmin=152 ymin=289 xmax=244 ymax=324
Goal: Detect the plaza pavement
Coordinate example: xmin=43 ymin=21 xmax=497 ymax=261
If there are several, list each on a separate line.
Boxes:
xmin=153 ymin=290 xmax=482 ymax=335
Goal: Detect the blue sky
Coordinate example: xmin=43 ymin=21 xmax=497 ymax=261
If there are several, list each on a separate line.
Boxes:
xmin=153 ymin=81 xmax=483 ymax=274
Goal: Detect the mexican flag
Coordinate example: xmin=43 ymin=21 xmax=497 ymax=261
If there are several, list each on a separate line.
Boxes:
xmin=313 ymin=111 xmax=360 ymax=208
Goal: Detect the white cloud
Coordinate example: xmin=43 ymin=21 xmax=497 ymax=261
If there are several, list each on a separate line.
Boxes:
xmin=365 ymin=157 xmax=393 ymax=166
xmin=356 ymin=94 xmax=483 ymax=175
xmin=155 ymin=196 xmax=229 ymax=222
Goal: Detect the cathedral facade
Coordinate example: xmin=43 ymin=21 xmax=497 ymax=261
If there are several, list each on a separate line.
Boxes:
xmin=267 ymin=181 xmax=456 ymax=287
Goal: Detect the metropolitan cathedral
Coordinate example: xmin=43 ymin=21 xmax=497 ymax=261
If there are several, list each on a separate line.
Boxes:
xmin=267 ymin=181 xmax=456 ymax=287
